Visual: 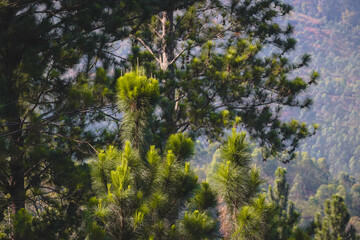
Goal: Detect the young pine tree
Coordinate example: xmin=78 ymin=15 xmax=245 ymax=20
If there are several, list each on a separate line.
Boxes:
xmin=314 ymin=195 xmax=357 ymax=240
xmin=211 ymin=130 xmax=275 ymax=239
xmin=87 ymin=71 xmax=217 ymax=239
xmin=266 ymin=167 xmax=309 ymax=240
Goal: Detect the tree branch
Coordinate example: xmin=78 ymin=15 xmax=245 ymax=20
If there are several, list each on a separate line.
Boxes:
xmin=131 ymin=35 xmax=161 ymax=64
xmin=169 ymin=47 xmax=188 ymax=65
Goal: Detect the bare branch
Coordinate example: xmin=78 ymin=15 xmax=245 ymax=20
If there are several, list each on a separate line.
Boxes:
xmin=149 ymin=23 xmax=162 ymax=38
xmin=130 ymin=35 xmax=161 ymax=64
xmin=169 ymin=47 xmax=188 ymax=65
xmin=98 ymin=48 xmax=129 ymax=62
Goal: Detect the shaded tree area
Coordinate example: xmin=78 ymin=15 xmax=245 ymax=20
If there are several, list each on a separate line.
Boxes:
xmin=0 ymin=0 xmax=198 ymax=238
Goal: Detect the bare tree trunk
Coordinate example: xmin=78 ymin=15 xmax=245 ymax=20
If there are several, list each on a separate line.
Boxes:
xmin=134 ymin=10 xmax=182 ymax=137
xmin=160 ymin=11 xmax=168 ymax=71
xmin=217 ymin=197 xmax=233 ymax=239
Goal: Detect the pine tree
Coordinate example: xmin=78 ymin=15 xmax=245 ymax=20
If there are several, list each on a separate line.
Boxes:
xmin=351 ymin=184 xmax=360 ymax=216
xmin=314 ymin=195 xmax=357 ymax=240
xmin=211 ymin=130 xmax=275 ymax=239
xmin=266 ymin=167 xmax=308 ymax=240
xmin=127 ymin=0 xmax=319 ymax=161
xmin=87 ymin=71 xmax=217 ymax=239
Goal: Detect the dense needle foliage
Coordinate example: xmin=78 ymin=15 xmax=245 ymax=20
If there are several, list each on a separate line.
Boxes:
xmin=1 ymin=0 xmax=358 ymax=239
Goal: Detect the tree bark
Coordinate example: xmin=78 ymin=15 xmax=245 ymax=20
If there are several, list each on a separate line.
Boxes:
xmin=8 ymin=113 xmax=26 ymax=215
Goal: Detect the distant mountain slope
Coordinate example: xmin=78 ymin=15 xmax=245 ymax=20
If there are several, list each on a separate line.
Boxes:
xmin=287 ymin=0 xmax=360 ymax=175
xmin=290 ymin=0 xmax=360 ymax=25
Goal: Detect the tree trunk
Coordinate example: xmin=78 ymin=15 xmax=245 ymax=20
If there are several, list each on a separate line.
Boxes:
xmin=6 ymin=73 xmax=26 ymax=215
xmin=165 ymin=10 xmax=179 ymax=130
xmin=10 ymin=160 xmax=25 ymax=214
xmin=160 ymin=11 xmax=168 ymax=71
xmin=8 ymin=116 xmax=25 ymax=215
xmin=166 ymin=10 xmax=181 ymax=112
xmin=166 ymin=10 xmax=175 ymax=79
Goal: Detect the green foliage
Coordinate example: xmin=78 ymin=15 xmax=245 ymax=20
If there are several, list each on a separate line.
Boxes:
xmin=351 ymin=184 xmax=360 ymax=216
xmin=166 ymin=133 xmax=195 ymax=162
xmin=188 ymin=182 xmax=216 ymax=212
xmin=130 ymin=0 xmax=318 ymax=161
xmin=0 ymin=0 xmax=186 ymax=237
xmin=12 ymin=209 xmax=35 ymax=240
xmin=90 ymin=146 xmax=122 ymax=194
xmin=211 ymin=130 xmax=274 ymax=239
xmin=117 ymin=71 xmax=160 ymax=150
xmin=0 ymin=205 xmax=89 ymax=240
xmin=88 ymin=133 xmax=215 ymax=239
xmin=269 ymin=168 xmax=290 ymax=211
xmin=314 ymin=195 xmax=357 ymax=240
xmin=86 ymin=221 xmax=106 ymax=240
xmin=284 ymin=0 xmax=360 ymax=177
xmin=266 ymin=167 xmax=303 ymax=240
xmin=220 ymin=130 xmax=251 ymax=168
xmin=87 ymin=72 xmax=217 ymax=239
xmin=233 ymin=195 xmax=275 ymax=240
xmin=3 ymin=0 xmax=359 ymax=238
xmin=180 ymin=210 xmax=216 ymax=240
xmin=117 ymin=71 xmax=159 ymax=112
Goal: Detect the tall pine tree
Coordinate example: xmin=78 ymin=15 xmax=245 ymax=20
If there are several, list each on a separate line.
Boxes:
xmin=127 ymin=0 xmax=319 ymax=160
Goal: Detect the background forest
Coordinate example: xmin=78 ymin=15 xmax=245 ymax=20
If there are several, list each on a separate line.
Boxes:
xmin=0 ymin=0 xmax=359 ymax=239
xmin=195 ymin=0 xmax=360 ymax=232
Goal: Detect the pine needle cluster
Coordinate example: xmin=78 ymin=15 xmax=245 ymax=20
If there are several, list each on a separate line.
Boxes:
xmin=117 ymin=70 xmax=159 ymax=150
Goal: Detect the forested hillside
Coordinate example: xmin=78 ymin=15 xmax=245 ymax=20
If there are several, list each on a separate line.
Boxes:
xmin=289 ymin=0 xmax=360 ymax=175
xmin=260 ymin=0 xmax=360 ymax=226
xmin=263 ymin=0 xmax=360 ymax=228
